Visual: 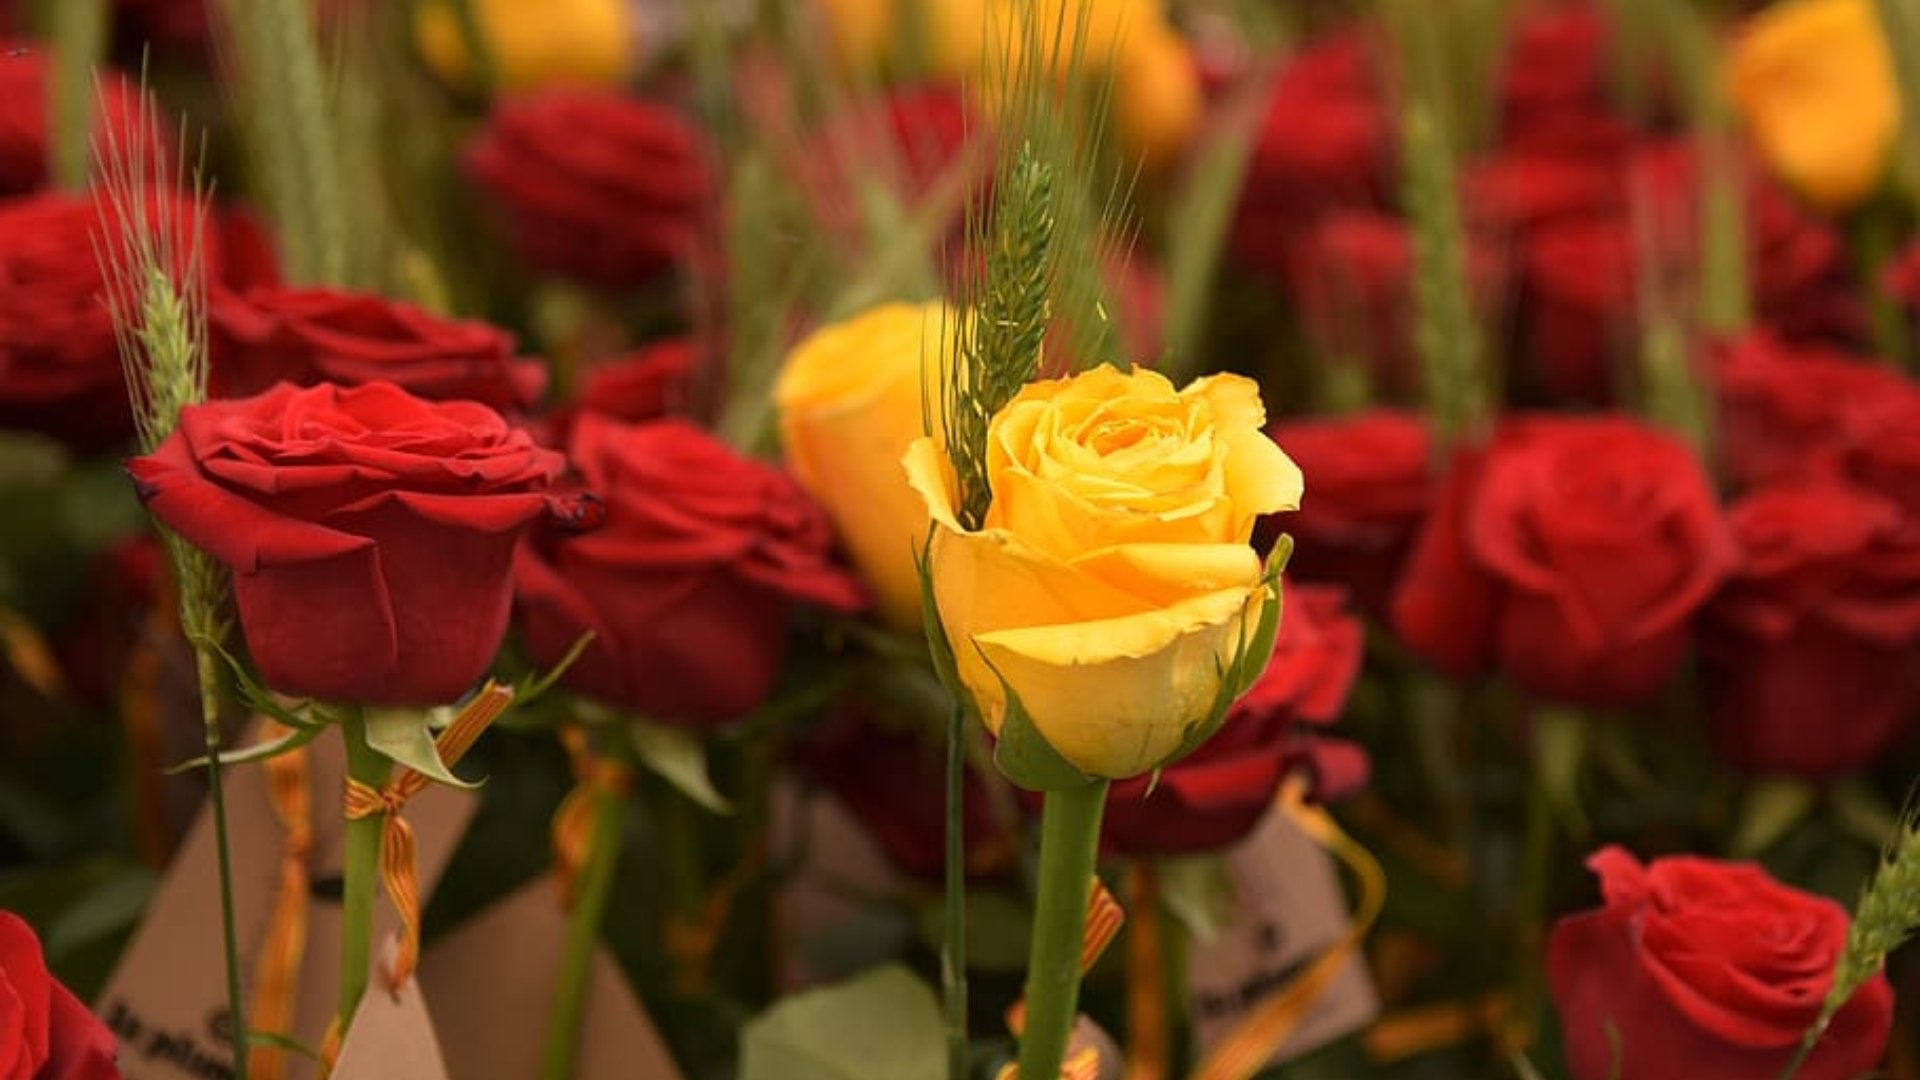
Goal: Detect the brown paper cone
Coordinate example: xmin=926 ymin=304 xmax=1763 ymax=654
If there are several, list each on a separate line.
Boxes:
xmin=419 ymin=881 xmax=683 ymax=1080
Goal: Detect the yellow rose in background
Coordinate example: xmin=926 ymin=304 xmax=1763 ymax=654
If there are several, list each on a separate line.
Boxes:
xmin=777 ymin=302 xmax=955 ymax=632
xmin=905 ymin=366 xmax=1302 ymax=779
xmin=416 ymin=0 xmax=635 ymax=92
xmin=815 ymin=0 xmax=897 ymax=73
xmin=1114 ymin=28 xmax=1202 ymax=173
xmin=1728 ymin=0 xmax=1900 ymax=210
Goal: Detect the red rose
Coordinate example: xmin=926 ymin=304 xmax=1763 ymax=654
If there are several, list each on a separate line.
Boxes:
xmin=0 ymin=47 xmax=158 ymax=200
xmin=1391 ymin=415 xmax=1735 ymax=705
xmin=208 ymin=287 xmax=546 ymax=412
xmin=466 ymin=91 xmax=709 ymax=287
xmin=1093 ymin=584 xmax=1368 ymax=858
xmin=113 ymin=0 xmax=212 ymax=53
xmin=127 ymin=381 xmax=568 ymax=705
xmin=1714 ymin=331 xmax=1909 ymax=490
xmin=1704 ymin=483 xmax=1920 ymax=777
xmin=1265 ymin=409 xmax=1432 ymax=616
xmin=796 ymin=84 xmax=988 ymax=241
xmin=1497 ymin=5 xmax=1615 ymax=146
xmin=515 ymin=415 xmax=868 ymax=727
xmin=1231 ymin=30 xmax=1392 ymax=280
xmin=1289 ymin=213 xmax=1414 ymax=393
xmin=575 ymin=339 xmax=696 ymax=423
xmin=0 ymin=190 xmax=217 ymax=449
xmin=1548 ymin=846 xmax=1892 ymax=1080
xmin=793 ymin=704 xmax=1016 ymax=882
xmin=0 ymin=911 xmax=120 ymax=1080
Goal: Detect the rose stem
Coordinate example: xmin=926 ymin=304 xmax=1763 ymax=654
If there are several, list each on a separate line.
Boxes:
xmin=943 ymin=700 xmax=970 ymax=1080
xmin=336 ymin=707 xmax=391 ymax=1043
xmin=539 ymin=752 xmax=625 ymax=1080
xmin=1017 ymin=779 xmax=1110 ymax=1080
xmin=192 ymin=642 xmax=250 ymax=1080
xmin=1505 ymin=739 xmax=1560 ymax=1053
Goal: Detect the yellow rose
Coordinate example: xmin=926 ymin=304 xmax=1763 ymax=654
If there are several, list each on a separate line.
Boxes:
xmin=416 ymin=0 xmax=635 ymax=92
xmin=1728 ymin=0 xmax=1900 ymax=209
xmin=1114 ymin=28 xmax=1201 ymax=171
xmin=777 ymin=301 xmax=955 ymax=631
xmin=905 ymin=366 xmax=1302 ymax=780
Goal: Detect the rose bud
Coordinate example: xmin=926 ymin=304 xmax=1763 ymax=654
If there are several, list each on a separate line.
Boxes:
xmin=1549 ymin=846 xmax=1892 ymax=1080
xmin=127 ymin=382 xmax=567 ymax=705
xmin=777 ymin=301 xmax=955 ymax=632
xmin=907 ymin=366 xmax=1302 ymax=780
xmin=208 ymin=286 xmax=546 ymax=412
xmin=1391 ymin=415 xmax=1735 ymax=706
xmin=515 ymin=415 xmax=869 ymax=727
xmin=414 ymin=0 xmax=635 ymax=92
xmin=0 ymin=910 xmax=121 ymax=1079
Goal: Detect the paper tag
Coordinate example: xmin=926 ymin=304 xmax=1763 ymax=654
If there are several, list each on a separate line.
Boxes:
xmin=1069 ymin=1015 xmax=1125 ymax=1080
xmin=98 ymin=725 xmax=478 ymax=1080
xmin=331 ymin=954 xmax=451 ymax=1080
xmin=1186 ymin=806 xmax=1378 ymax=1066
xmin=419 ymin=880 xmax=684 ymax=1080
xmin=768 ymin=778 xmax=908 ymax=991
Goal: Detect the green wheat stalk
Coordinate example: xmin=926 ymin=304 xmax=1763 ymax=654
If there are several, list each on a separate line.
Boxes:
xmin=1873 ymin=0 xmax=1920 ymax=193
xmin=92 ymin=94 xmax=249 ymax=1080
xmin=215 ymin=0 xmax=351 ymax=286
xmin=1780 ymin=815 xmax=1920 ymax=1079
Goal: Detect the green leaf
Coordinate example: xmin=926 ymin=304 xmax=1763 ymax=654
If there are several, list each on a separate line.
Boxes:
xmin=44 ymin=867 xmax=157 ymax=957
xmin=1157 ymin=854 xmax=1239 ymax=944
xmin=364 ymin=708 xmax=479 ymax=789
xmin=630 ymin=723 xmax=732 ymax=814
xmin=169 ymin=722 xmax=326 ymax=773
xmin=244 ymin=1030 xmax=325 ymax=1065
xmin=1163 ymin=542 xmax=1289 ymax=768
xmin=739 ymin=965 xmax=945 ymax=1080
xmin=914 ymin=538 xmax=965 ymax=700
xmin=1729 ymin=778 xmax=1819 ymax=858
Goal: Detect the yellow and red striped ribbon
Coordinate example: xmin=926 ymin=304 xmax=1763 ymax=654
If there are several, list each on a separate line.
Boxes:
xmin=1000 ymin=877 xmax=1125 ymax=1078
xmin=341 ymin=681 xmax=513 ymax=994
xmin=549 ymin=727 xmax=632 ymax=909
xmin=248 ymin=733 xmax=313 ymax=1080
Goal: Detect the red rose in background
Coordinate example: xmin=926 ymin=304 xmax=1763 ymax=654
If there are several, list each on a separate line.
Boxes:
xmin=515 ymin=415 xmax=868 ymax=727
xmin=0 ymin=190 xmax=217 ymax=449
xmin=793 ymin=705 xmax=1016 ymax=882
xmin=1289 ymin=213 xmax=1415 ymax=394
xmin=208 ymin=287 xmax=546 ymax=412
xmin=1232 ymin=31 xmax=1392 ymax=280
xmin=0 ymin=911 xmax=120 ymax=1080
xmin=128 ymin=382 xmax=567 ymax=705
xmin=1704 ymin=483 xmax=1920 ymax=777
xmin=467 ymin=92 xmax=708 ymax=287
xmin=796 ymin=85 xmax=987 ymax=241
xmin=0 ymin=47 xmax=159 ymax=200
xmin=539 ymin=338 xmax=697 ymax=450
xmin=1092 ymin=584 xmax=1369 ymax=858
xmin=1548 ymin=846 xmax=1891 ymax=1080
xmin=1714 ymin=332 xmax=1909 ymax=490
xmin=113 ymin=0 xmax=212 ymax=54
xmin=1391 ymin=415 xmax=1735 ymax=705
xmin=1497 ymin=4 xmax=1615 ymax=146
xmin=1265 ymin=410 xmax=1432 ymax=616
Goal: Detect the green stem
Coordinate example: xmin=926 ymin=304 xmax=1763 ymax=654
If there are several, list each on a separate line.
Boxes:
xmin=1776 ymin=1025 xmax=1824 ymax=1080
xmin=943 ymin=702 xmax=969 ymax=1080
xmin=660 ymin=783 xmax=707 ymax=996
xmin=335 ymin=708 xmax=390 ymax=1042
xmin=539 ymin=777 xmax=624 ymax=1080
xmin=49 ymin=0 xmax=109 ymax=191
xmin=1851 ymin=202 xmax=1913 ymax=369
xmin=1016 ymin=780 xmax=1109 ymax=1080
xmin=191 ymin=643 xmax=249 ymax=1080
xmin=1507 ymin=750 xmax=1558 ymax=1051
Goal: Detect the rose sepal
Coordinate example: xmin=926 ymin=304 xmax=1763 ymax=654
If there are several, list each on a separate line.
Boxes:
xmin=1156 ymin=534 xmax=1292 ymax=774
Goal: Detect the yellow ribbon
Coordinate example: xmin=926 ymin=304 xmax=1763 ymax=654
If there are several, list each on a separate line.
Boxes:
xmin=1188 ymin=778 xmax=1386 ymax=1080
xmin=341 ymin=682 xmax=513 ymax=994
xmin=1125 ymin=862 xmax=1168 ymax=1080
xmin=248 ymin=733 xmax=314 ymax=1080
xmin=1362 ymin=995 xmax=1507 ymax=1064
xmin=550 ymin=727 xmax=632 ymax=910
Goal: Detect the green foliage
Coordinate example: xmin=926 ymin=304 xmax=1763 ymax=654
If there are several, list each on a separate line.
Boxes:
xmin=739 ymin=965 xmax=945 ymax=1080
xmin=629 ymin=723 xmax=734 ymax=815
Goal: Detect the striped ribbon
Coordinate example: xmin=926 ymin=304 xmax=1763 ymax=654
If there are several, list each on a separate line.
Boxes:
xmin=549 ymin=727 xmax=632 ymax=909
xmin=248 ymin=731 xmax=314 ymax=1080
xmin=340 ymin=681 xmax=513 ymax=994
